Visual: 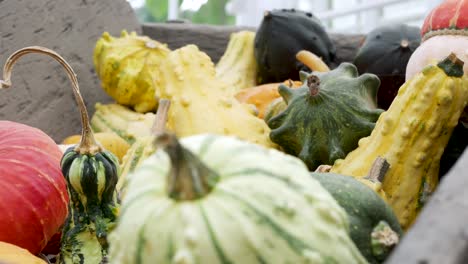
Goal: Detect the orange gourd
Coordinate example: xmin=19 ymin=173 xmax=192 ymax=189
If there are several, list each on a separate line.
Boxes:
xmin=235 ymin=80 xmax=302 ymax=118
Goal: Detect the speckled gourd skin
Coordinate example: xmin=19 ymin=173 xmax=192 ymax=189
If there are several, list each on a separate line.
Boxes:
xmin=93 ymin=31 xmax=170 ymax=113
xmin=155 ymin=45 xmax=275 ymax=148
xmin=215 ymin=31 xmax=257 ymax=95
xmin=331 ymin=56 xmax=468 ymax=229
xmin=267 ymin=63 xmax=384 ymax=170
xmin=108 ymin=134 xmax=367 ymax=264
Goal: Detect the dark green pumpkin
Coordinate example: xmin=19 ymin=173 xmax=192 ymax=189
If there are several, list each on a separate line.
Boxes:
xmin=267 ymin=64 xmax=384 ymax=170
xmin=311 ymin=172 xmax=402 ymax=263
xmin=353 ymin=24 xmax=421 ymax=109
xmin=254 ymin=9 xmax=335 ymax=84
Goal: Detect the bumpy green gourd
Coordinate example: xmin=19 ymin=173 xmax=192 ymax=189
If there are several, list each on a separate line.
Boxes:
xmin=267 ymin=64 xmax=384 ymax=170
xmin=91 ymin=103 xmax=156 ymax=145
xmin=93 ymin=31 xmax=170 ymax=113
xmin=109 ymin=133 xmax=368 ymax=263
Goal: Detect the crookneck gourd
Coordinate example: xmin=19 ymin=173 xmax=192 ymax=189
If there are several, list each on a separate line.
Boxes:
xmin=91 ymin=103 xmax=156 ymax=145
xmin=331 ymin=54 xmax=468 ymax=229
xmin=4 ymin=47 xmax=120 ymax=263
xmin=117 ymin=99 xmax=171 ymax=196
xmin=59 ymin=59 xmax=120 ymax=263
xmin=93 ymin=30 xmax=170 ymax=113
xmin=109 ymin=132 xmax=367 ymax=263
xmin=267 ymin=63 xmax=384 ymax=170
xmin=215 ymin=30 xmax=257 ymax=95
xmin=312 ymin=158 xmax=402 ymax=264
xmin=155 ymin=44 xmax=275 ymax=148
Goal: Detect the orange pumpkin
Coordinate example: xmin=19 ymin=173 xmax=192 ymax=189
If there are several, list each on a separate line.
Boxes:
xmin=235 ymin=80 xmax=302 ymax=118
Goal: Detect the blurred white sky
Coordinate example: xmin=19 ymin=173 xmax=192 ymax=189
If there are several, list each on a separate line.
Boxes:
xmin=127 ymin=0 xmax=442 ymax=33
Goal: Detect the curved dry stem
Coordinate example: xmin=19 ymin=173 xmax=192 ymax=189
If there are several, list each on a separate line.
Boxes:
xmin=0 ymin=46 xmax=100 ymax=154
xmin=296 ymin=50 xmax=330 ymax=72
xmin=151 ymin=99 xmax=171 ymax=136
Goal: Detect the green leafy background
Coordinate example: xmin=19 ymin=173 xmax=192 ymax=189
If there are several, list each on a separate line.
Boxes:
xmin=138 ymin=0 xmax=235 ymax=25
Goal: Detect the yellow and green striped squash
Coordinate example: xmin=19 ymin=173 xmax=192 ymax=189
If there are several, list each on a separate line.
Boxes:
xmin=109 ymin=133 xmax=367 ymax=264
xmin=93 ymin=30 xmax=170 ymax=113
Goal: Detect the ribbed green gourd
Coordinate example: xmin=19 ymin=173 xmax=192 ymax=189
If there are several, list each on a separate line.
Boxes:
xmin=311 ymin=158 xmax=402 ymax=264
xmin=91 ymin=103 xmax=156 ymax=145
xmin=23 ymin=49 xmax=122 ymax=263
xmin=109 ymin=133 xmax=368 ymax=263
xmin=267 ymin=63 xmax=384 ymax=170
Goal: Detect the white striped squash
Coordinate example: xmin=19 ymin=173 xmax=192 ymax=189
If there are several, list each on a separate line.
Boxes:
xmin=109 ymin=133 xmax=367 ymax=264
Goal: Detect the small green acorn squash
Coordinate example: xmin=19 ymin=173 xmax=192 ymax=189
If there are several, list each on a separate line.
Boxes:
xmin=311 ymin=158 xmax=402 ymax=264
xmin=267 ymin=64 xmax=384 ymax=170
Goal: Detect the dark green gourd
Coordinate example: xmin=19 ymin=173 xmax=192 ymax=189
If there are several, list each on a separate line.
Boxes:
xmin=311 ymin=158 xmax=402 ymax=264
xmin=267 ymin=63 xmax=384 ymax=170
xmin=254 ymin=9 xmax=336 ymax=83
xmin=28 ymin=48 xmax=122 ymax=264
xmin=353 ymin=24 xmax=421 ymax=109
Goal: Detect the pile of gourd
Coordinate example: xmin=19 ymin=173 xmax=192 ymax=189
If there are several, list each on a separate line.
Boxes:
xmin=0 ymin=0 xmax=466 ymax=263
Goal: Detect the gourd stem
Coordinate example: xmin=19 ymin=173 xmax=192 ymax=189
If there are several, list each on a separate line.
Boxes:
xmin=366 ymin=157 xmax=390 ymax=183
xmin=151 ymin=99 xmax=171 ymax=135
xmin=155 ymin=132 xmax=219 ymax=201
xmin=296 ymin=50 xmax=330 ymax=72
xmin=0 ymin=46 xmax=100 ymax=154
xmin=437 ymin=53 xmax=464 ymax=77
xmin=307 ymin=75 xmax=320 ymax=97
xmin=400 ymin=39 xmax=410 ymax=49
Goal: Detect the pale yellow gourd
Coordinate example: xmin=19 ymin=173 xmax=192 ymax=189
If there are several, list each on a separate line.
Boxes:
xmin=0 ymin=242 xmax=46 ymax=264
xmin=155 ymin=45 xmax=276 ymax=148
xmin=331 ymin=54 xmax=468 ymax=229
xmin=215 ymin=30 xmax=257 ymax=95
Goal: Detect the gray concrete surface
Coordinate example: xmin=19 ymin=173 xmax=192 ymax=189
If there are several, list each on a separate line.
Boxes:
xmin=0 ymin=0 xmax=141 ymax=142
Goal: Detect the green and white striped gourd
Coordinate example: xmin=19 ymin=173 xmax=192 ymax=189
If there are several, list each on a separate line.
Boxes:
xmin=109 ymin=133 xmax=368 ymax=263
xmin=117 ymin=100 xmax=171 ymax=196
xmin=21 ymin=48 xmax=122 ymax=264
xmin=91 ymin=103 xmax=156 ymax=145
